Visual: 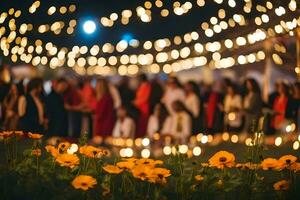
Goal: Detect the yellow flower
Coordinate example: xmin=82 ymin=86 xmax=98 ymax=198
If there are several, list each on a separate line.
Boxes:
xmin=149 ymin=168 xmax=171 ymax=184
xmin=103 ymin=165 xmax=123 ymax=174
xmin=261 ymin=158 xmax=279 ymax=170
xmin=208 ymin=151 xmax=235 ymax=169
xmin=195 ymin=175 xmax=204 ymax=181
xmin=31 ymin=149 xmax=41 ymax=157
xmin=56 ymin=154 xmax=80 ymax=169
xmin=278 ymin=155 xmax=297 ymax=170
xmin=58 ymin=142 xmax=71 ymax=153
xmin=273 ymin=180 xmax=289 ymax=191
xmin=71 ymin=175 xmax=97 ymax=191
xmin=116 ymin=161 xmax=135 ymax=170
xmin=0 ymin=131 xmax=13 ymax=138
xmin=79 ymin=145 xmax=106 ymax=158
xmin=131 ymin=165 xmax=152 ymax=181
xmin=45 ymin=145 xmax=59 ymax=158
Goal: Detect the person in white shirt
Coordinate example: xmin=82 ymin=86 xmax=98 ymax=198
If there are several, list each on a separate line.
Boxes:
xmin=147 ymin=103 xmax=171 ymax=138
xmin=112 ymin=106 xmax=135 ymax=138
xmin=223 ymin=84 xmax=242 ymax=131
xmin=184 ymin=81 xmax=201 ymax=134
xmin=162 ymin=76 xmax=185 ymax=114
xmin=163 ymin=100 xmax=192 ymax=143
xmin=108 ymin=83 xmax=122 ymax=109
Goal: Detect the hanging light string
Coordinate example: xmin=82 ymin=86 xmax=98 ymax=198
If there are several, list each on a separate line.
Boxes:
xmin=0 ymin=0 xmax=299 ymax=75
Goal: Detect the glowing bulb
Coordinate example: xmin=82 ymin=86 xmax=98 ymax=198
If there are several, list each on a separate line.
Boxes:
xmin=293 ymin=141 xmax=299 ymax=150
xmin=163 ymin=146 xmax=172 ymax=155
xmin=142 ymin=137 xmax=150 ymax=146
xmin=275 ymin=137 xmax=282 ymax=146
xmin=141 ymin=149 xmax=150 ymax=158
xmin=178 ymin=145 xmax=188 ymax=154
xmin=193 ymin=146 xmax=201 ymax=156
xmin=83 ymin=20 xmax=96 ymax=34
xmin=201 ymin=135 xmax=208 ymax=144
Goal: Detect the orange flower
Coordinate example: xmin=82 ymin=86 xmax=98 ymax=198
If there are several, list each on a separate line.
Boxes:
xmin=208 ymin=151 xmax=235 ymax=169
xmin=195 ymin=175 xmax=204 ymax=181
xmin=122 ymin=158 xmax=137 ymax=163
xmin=236 ymin=162 xmax=256 ymax=170
xmin=116 ymin=161 xmax=135 ymax=170
xmin=57 ymin=142 xmax=71 ymax=153
xmin=0 ymin=131 xmax=13 ymax=138
xmin=71 ymin=175 xmax=97 ymax=191
xmin=79 ymin=145 xmax=106 ymax=158
xmin=278 ymin=155 xmax=297 ymax=169
xmin=135 ymin=158 xmax=163 ymax=167
xmin=103 ymin=165 xmax=123 ymax=174
xmin=45 ymin=145 xmax=59 ymax=158
xmin=31 ymin=149 xmax=41 ymax=157
xmin=261 ymin=158 xmax=279 ymax=170
xmin=28 ymin=132 xmax=43 ymax=139
xmin=14 ymin=131 xmax=24 ymax=137
xmin=56 ymin=154 xmax=80 ymax=168
xmin=131 ymin=165 xmax=152 ymax=181
xmin=290 ymin=162 xmax=300 ymax=172
xmin=149 ymin=168 xmax=171 ymax=184
xmin=273 ymin=180 xmax=289 ymax=191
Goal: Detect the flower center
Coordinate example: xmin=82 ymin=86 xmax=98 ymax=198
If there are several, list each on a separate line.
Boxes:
xmin=140 ymin=173 xmax=146 ymax=177
xmin=286 ymin=159 xmax=291 ymax=164
xmin=81 ymin=183 xmax=88 ymax=187
xmin=158 ymin=174 xmax=164 ymax=179
xmin=219 ymin=157 xmax=227 ymax=162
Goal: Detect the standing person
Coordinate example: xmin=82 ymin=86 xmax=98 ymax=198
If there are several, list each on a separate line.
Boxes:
xmin=243 ymin=78 xmax=263 ymax=133
xmin=2 ymin=83 xmax=23 ymax=130
xmin=112 ymin=106 xmax=136 ymax=138
xmin=204 ymin=81 xmax=224 ymax=134
xmin=147 ymin=103 xmax=171 ymax=138
xmin=292 ymin=82 xmax=300 ymax=132
xmin=271 ymin=82 xmax=291 ymax=132
xmin=149 ymin=78 xmax=164 ymax=116
xmin=223 ymin=83 xmax=242 ymax=132
xmin=162 ymin=76 xmax=185 ymax=114
xmin=78 ymin=78 xmax=96 ymax=137
xmin=93 ymin=78 xmax=115 ymax=138
xmin=165 ymin=100 xmax=191 ymax=143
xmin=117 ymin=76 xmax=135 ymax=107
xmin=18 ymin=78 xmax=46 ymax=133
xmin=63 ymin=79 xmax=82 ymax=138
xmin=184 ymin=81 xmax=201 ymax=134
xmin=133 ymin=74 xmax=152 ymax=138
xmin=45 ymin=78 xmax=69 ymax=137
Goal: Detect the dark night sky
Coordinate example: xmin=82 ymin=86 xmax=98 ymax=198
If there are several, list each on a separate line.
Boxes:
xmin=0 ymin=0 xmax=245 ymax=47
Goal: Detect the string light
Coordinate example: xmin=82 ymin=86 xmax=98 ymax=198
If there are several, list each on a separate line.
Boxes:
xmin=0 ymin=0 xmax=299 ymax=75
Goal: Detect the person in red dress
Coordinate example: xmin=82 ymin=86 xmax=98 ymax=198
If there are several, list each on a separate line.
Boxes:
xmin=93 ymin=78 xmax=115 ymax=138
xmin=134 ymin=74 xmax=152 ymax=138
xmin=271 ymin=82 xmax=290 ymax=131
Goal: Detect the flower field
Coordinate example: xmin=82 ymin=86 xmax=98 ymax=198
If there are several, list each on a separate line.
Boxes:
xmin=0 ymin=131 xmax=300 ymax=200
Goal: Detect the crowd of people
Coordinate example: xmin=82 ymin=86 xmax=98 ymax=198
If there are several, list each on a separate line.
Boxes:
xmin=0 ymin=74 xmax=299 ymax=143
